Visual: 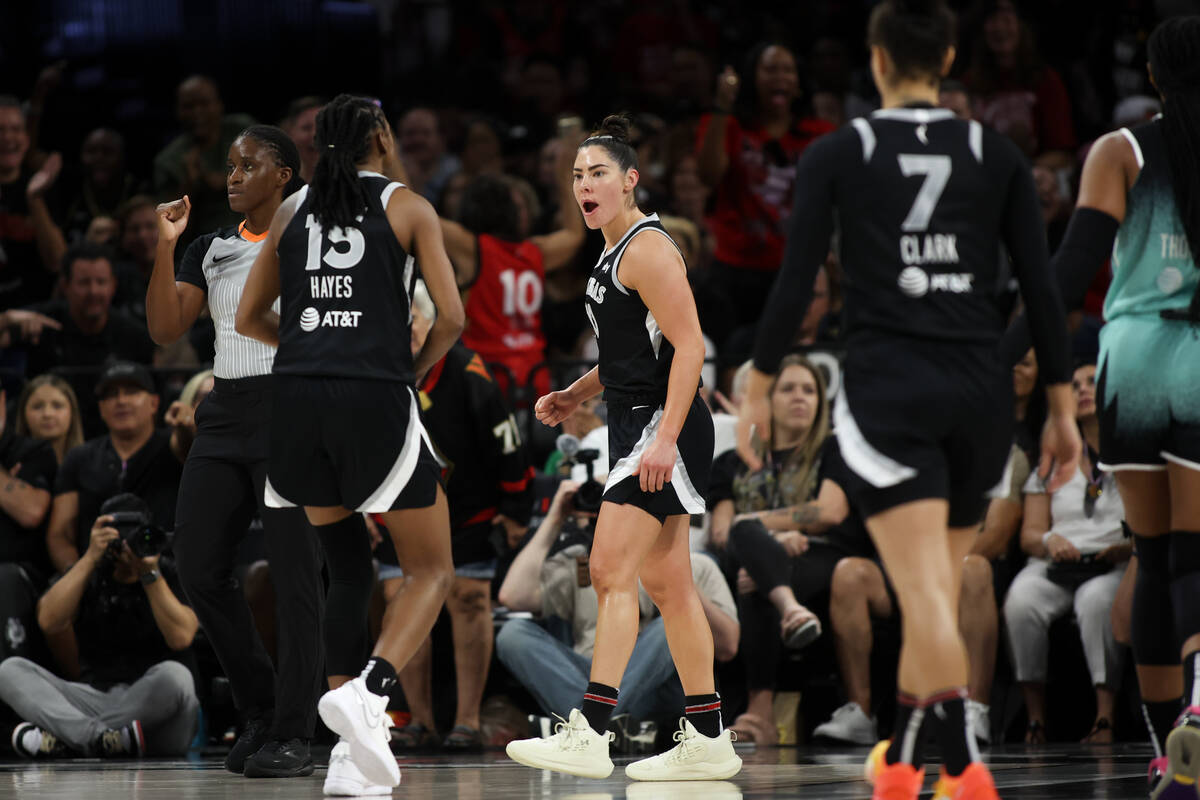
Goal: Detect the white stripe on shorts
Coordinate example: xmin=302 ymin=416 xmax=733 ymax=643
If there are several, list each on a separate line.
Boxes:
xmin=604 ymin=407 xmax=705 ymax=515
xmin=357 ymin=388 xmax=433 ymax=513
xmin=833 ymin=390 xmax=917 ymax=488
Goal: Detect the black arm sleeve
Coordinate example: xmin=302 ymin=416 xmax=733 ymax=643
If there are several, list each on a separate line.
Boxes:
xmin=174 ymin=233 xmax=214 ymax=291
xmin=751 ymin=136 xmax=840 ymax=374
xmin=1000 ymin=154 xmax=1072 ymax=385
xmin=997 ymin=206 xmax=1119 ymax=367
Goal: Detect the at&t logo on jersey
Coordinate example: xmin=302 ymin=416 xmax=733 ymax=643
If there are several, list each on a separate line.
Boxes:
xmin=299 ymin=306 xmax=363 ymax=332
xmin=897 ymin=266 xmax=974 ymax=298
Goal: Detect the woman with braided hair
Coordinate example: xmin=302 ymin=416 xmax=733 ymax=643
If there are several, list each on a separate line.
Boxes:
xmin=237 ymin=94 xmax=464 ymax=795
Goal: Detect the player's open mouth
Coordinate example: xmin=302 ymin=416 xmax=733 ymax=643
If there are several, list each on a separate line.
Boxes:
xmin=582 ymin=201 xmax=599 ymax=214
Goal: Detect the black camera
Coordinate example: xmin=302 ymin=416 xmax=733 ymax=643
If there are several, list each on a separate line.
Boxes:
xmin=556 ymin=434 xmax=605 ymax=514
xmin=101 ymin=494 xmax=169 ymax=559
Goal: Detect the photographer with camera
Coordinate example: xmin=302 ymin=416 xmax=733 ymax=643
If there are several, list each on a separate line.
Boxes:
xmin=496 ymin=478 xmax=739 ymax=749
xmin=45 ymin=362 xmax=184 ymax=575
xmin=0 ymin=493 xmax=199 ymax=758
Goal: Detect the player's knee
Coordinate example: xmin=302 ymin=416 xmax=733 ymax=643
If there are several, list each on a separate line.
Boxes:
xmin=448 ymin=579 xmax=490 ymax=616
xmin=960 ymin=555 xmax=993 ymax=598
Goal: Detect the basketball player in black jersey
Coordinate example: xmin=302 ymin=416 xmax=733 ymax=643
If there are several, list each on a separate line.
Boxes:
xmin=236 ymin=95 xmax=464 ymax=792
xmin=506 ymin=115 xmax=740 ymax=782
xmin=738 ymin=3 xmax=1079 ymax=799
xmin=148 ymin=126 xmax=328 ymax=779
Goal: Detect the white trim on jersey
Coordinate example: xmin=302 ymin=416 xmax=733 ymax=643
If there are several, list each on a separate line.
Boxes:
xmin=357 ymin=388 xmax=435 ymax=513
xmin=609 ymin=222 xmax=682 ymax=297
xmin=403 ymin=254 xmax=416 ymax=323
xmin=294 ymin=185 xmax=310 ymax=204
xmin=851 ymin=118 xmax=876 ymax=163
xmin=601 ymin=212 xmax=661 ymax=259
xmin=833 ymin=391 xmax=918 ymax=488
xmin=604 ymin=407 xmax=705 ymax=515
xmin=356 ymin=169 xmax=388 ymax=179
xmin=1097 ymin=461 xmax=1167 ymax=473
xmin=1119 ymin=127 xmax=1145 ymax=170
xmin=968 ymin=120 xmax=984 ymax=164
xmin=645 ymin=310 xmax=663 ymax=359
xmin=380 ymin=181 xmax=404 ymax=208
xmin=264 ymin=476 xmax=297 ymax=509
xmin=984 ymin=447 xmax=1014 ymax=500
xmin=872 ymin=107 xmax=955 ymax=124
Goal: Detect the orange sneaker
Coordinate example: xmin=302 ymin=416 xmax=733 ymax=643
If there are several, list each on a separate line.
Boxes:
xmin=871 ymin=760 xmax=925 ymax=800
xmin=932 ymin=762 xmax=1001 ymax=799
xmin=864 ymin=739 xmax=891 ymax=784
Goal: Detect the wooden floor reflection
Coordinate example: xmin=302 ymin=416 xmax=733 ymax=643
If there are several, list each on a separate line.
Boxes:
xmin=0 ymin=743 xmax=1155 ymax=799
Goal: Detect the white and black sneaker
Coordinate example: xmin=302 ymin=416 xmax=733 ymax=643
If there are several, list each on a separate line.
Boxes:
xmin=94 ymin=721 xmax=145 ymax=757
xmin=506 ymin=708 xmax=615 ymax=779
xmin=317 ymin=678 xmax=400 ymax=788
xmin=813 ymin=702 xmax=878 ymax=746
xmin=625 ymin=718 xmax=742 ymax=781
xmin=12 ymin=723 xmax=69 ymax=758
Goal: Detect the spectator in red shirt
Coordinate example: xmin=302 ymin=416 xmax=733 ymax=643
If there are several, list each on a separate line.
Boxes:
xmin=695 ymin=42 xmax=834 ymax=349
xmin=964 ymin=0 xmax=1077 ymax=169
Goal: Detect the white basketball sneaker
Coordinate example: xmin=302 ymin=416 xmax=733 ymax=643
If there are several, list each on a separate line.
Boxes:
xmin=505 ymin=708 xmax=615 ymax=779
xmin=625 ymin=718 xmax=742 ymax=781
xmin=324 ymin=739 xmax=393 ymax=796
xmin=317 ymin=678 xmax=400 ymax=787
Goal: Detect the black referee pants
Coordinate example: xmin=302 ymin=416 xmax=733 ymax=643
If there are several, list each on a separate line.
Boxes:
xmin=174 ymin=377 xmax=324 ymax=740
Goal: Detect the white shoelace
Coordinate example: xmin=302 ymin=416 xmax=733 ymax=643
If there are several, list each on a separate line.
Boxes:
xmin=664 ymin=720 xmax=704 ymax=764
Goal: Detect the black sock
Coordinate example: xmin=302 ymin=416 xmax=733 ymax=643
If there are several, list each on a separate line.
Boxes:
xmin=1144 ymin=699 xmax=1182 ymax=757
xmin=581 ymin=682 xmax=619 ymax=735
xmin=360 ymin=657 xmax=397 ymax=697
xmin=685 ymin=693 xmax=723 ymax=738
xmin=927 ymin=689 xmax=976 ymax=777
xmin=886 ymin=692 xmax=927 ymax=769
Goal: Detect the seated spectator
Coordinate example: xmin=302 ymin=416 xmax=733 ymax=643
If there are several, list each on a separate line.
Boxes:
xmin=939 ymin=78 xmax=974 ymax=121
xmin=693 ymin=43 xmax=833 ymax=349
xmin=45 ymin=362 xmax=184 ymax=574
xmin=14 ymin=374 xmax=84 ymax=464
xmin=1004 ymin=360 xmax=1129 ymax=744
xmin=279 ymin=96 xmax=324 ymax=183
xmin=398 ymin=108 xmax=460 ymax=204
xmin=160 ymin=369 xmax=213 ymax=462
xmin=112 ymin=196 xmax=161 ymax=321
xmin=377 ymin=284 xmax=532 ymax=751
xmin=496 ymin=479 xmax=738 ymax=743
xmin=0 ymin=96 xmax=67 ymax=308
xmin=60 ymin=128 xmax=142 ymax=244
xmin=153 ymin=76 xmax=254 ymax=244
xmin=709 ymin=356 xmax=866 ymax=743
xmin=814 ymin=544 xmax=999 ymax=746
xmin=0 ymin=386 xmax=57 ymax=662
xmin=963 ymin=0 xmax=1076 ymax=169
xmin=441 ymin=128 xmax=583 ymax=403
xmin=84 ymin=215 xmax=118 ymax=246
xmin=0 ymin=493 xmax=198 ymax=758
xmin=8 ymin=244 xmax=156 ymax=436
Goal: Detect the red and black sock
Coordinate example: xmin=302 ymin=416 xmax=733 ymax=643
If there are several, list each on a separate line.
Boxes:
xmin=685 ymin=693 xmax=723 ymax=738
xmin=581 ymin=682 xmax=619 ymax=735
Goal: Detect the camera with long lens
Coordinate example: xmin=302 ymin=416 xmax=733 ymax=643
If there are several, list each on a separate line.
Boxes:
xmin=101 ymin=494 xmax=169 ymax=559
xmin=556 ymin=434 xmax=605 ymax=514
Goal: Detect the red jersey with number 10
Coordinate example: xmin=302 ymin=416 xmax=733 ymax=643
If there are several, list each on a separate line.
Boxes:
xmin=462 ymin=233 xmax=546 ymax=384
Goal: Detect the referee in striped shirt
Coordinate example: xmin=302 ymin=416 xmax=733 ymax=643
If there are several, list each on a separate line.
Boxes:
xmin=146 ymin=125 xmax=355 ymax=777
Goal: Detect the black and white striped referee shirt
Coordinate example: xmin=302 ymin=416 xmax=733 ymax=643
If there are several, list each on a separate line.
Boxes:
xmin=176 ymin=221 xmax=279 ymax=379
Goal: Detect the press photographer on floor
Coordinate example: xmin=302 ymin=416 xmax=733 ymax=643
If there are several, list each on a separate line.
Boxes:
xmin=0 ymin=493 xmax=199 ymax=758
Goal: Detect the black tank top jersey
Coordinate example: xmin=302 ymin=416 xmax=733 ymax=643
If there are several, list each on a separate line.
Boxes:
xmin=754 ymin=105 xmax=1070 ymax=384
xmin=273 ymin=171 xmax=418 ymax=383
xmin=584 ymin=213 xmax=687 ymax=404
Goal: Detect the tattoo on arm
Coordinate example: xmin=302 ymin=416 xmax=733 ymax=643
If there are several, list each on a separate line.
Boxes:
xmin=790 ymin=504 xmax=820 ymax=526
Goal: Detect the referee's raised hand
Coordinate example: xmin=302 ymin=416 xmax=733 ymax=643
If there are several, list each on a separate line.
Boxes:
xmin=156 ymin=195 xmax=191 ymax=243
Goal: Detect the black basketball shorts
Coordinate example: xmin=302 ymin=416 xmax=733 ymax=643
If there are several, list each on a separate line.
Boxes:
xmin=265 ymin=375 xmax=441 ymax=513
xmin=602 ymin=393 xmax=713 ymax=522
xmin=833 ymin=338 xmax=1013 ymax=529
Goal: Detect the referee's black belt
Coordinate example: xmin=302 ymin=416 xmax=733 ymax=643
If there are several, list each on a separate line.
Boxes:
xmin=214 ymin=374 xmax=275 ymax=393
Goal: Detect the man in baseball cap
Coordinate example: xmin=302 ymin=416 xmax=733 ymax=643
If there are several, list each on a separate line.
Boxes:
xmin=94 ymin=362 xmax=157 ymax=398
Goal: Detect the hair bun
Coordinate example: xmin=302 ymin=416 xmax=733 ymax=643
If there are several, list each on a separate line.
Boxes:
xmin=595 ymin=113 xmax=633 ymax=145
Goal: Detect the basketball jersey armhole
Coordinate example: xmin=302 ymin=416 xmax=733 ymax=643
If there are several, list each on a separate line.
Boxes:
xmin=611 ymin=226 xmax=682 ymax=296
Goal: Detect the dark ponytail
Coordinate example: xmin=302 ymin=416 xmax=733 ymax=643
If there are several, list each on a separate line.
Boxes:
xmin=1147 ymin=17 xmax=1200 ymax=319
xmin=579 ymin=113 xmax=638 ymax=172
xmin=238 ymin=124 xmax=305 ymax=198
xmin=310 ymin=94 xmax=388 ymax=230
xmin=868 ymin=0 xmax=957 ymax=83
